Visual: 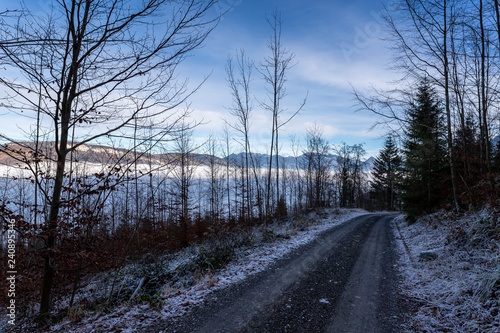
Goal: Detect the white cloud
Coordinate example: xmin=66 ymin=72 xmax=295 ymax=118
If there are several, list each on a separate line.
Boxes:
xmin=293 ymin=45 xmax=397 ymax=92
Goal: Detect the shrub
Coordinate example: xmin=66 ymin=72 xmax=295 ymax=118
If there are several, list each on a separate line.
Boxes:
xmin=194 ymin=242 xmax=234 ymax=271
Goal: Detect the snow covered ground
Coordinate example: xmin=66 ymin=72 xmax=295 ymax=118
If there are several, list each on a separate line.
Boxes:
xmin=12 ymin=208 xmax=498 ymax=332
xmin=394 ymin=209 xmax=500 ymax=332
xmin=34 ymin=209 xmax=367 ymax=333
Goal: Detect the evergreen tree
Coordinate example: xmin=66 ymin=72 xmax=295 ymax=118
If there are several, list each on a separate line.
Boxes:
xmin=493 ymin=136 xmax=500 ymax=174
xmin=370 ymin=136 xmax=402 ymax=211
xmin=401 ymin=80 xmax=449 ymax=222
xmin=454 ymin=114 xmax=480 ymax=177
xmin=453 ymin=114 xmax=481 ymax=205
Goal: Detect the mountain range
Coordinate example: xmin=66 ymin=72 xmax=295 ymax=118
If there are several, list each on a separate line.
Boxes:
xmin=0 ymin=142 xmax=375 ymax=171
xmin=225 ymin=153 xmax=375 ymax=171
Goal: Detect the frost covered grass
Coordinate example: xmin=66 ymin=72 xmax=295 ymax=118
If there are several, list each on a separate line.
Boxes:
xmin=394 ymin=208 xmax=500 ymax=332
xmin=0 ymin=208 xmax=365 ymax=332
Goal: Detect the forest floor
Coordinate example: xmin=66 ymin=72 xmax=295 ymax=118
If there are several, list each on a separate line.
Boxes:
xmin=2 ymin=208 xmax=366 ymax=332
xmin=394 ymin=208 xmax=500 ymax=332
xmin=5 ymin=207 xmax=498 ymax=332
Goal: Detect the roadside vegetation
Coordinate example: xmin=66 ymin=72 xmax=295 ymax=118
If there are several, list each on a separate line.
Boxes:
xmin=395 ymin=209 xmax=500 ymax=332
xmin=1 ymin=208 xmax=363 ymax=332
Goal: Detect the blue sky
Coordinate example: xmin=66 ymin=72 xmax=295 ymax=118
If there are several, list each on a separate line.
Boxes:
xmin=1 ymin=0 xmax=399 ymax=158
xmin=179 ymin=0 xmax=399 ymax=157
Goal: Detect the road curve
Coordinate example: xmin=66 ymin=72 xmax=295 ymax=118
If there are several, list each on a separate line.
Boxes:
xmin=146 ymin=213 xmax=404 ymax=333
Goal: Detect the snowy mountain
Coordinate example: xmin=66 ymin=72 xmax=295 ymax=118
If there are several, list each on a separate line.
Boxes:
xmin=0 ymin=142 xmax=375 ymax=171
xmin=225 ymin=152 xmax=375 ymax=171
xmin=0 ymin=142 xmax=226 ymax=167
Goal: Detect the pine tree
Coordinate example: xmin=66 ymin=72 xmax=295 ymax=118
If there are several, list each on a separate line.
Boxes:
xmin=453 ymin=114 xmax=482 ymax=205
xmin=401 ymin=80 xmax=449 ymax=222
xmin=454 ymin=114 xmax=480 ymax=178
xmin=370 ymin=136 xmax=402 ymax=211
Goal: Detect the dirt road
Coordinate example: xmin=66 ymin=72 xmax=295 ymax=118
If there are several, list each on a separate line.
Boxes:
xmin=147 ymin=213 xmax=404 ymax=333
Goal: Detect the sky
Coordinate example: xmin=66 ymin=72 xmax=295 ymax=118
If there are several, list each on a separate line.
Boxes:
xmin=1 ymin=0 xmax=400 ymax=158
xmin=178 ymin=0 xmax=399 ymax=157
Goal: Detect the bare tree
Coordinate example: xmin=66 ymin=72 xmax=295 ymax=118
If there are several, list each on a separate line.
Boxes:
xmin=260 ymin=9 xmax=306 ymax=218
xmin=334 ymin=143 xmax=366 ymax=209
xmin=289 ymin=135 xmax=305 ymax=212
xmin=226 ymin=50 xmax=254 ymax=221
xmin=170 ymin=123 xmax=198 ymax=247
xmin=205 ymin=134 xmax=224 ymax=223
xmin=222 ymin=124 xmax=232 ymax=221
xmin=350 ymin=144 xmax=367 ymax=208
xmin=0 ymin=0 xmax=218 ymax=317
xmin=303 ymin=125 xmax=332 ymax=209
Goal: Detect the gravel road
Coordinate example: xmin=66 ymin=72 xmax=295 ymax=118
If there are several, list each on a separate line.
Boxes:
xmin=144 ymin=213 xmax=404 ymax=333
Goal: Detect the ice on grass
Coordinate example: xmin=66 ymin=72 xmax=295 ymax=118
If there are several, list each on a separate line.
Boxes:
xmin=394 ymin=209 xmax=500 ymax=332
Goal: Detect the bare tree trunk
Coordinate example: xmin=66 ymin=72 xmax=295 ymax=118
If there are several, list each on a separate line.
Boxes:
xmin=134 ymin=117 xmax=140 ymax=244
xmin=450 ymin=28 xmax=469 ymax=176
xmin=261 ymin=10 xmax=305 ymax=219
xmin=40 ymin=0 xmax=89 ymax=312
xmin=223 ymin=126 xmax=232 ymax=221
xmin=249 ymin=149 xmax=263 ymax=220
xmin=40 ymin=108 xmax=71 ymax=316
xmin=266 ymin=120 xmax=276 ymax=219
xmin=443 ymin=0 xmax=460 ymax=213
xmin=226 ymin=51 xmax=254 ymax=222
xmin=479 ymin=0 xmax=491 ymax=171
xmin=34 ymin=48 xmax=44 ymax=227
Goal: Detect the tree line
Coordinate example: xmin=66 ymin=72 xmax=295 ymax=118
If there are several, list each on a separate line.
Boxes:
xmin=363 ymin=0 xmax=500 ymax=221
